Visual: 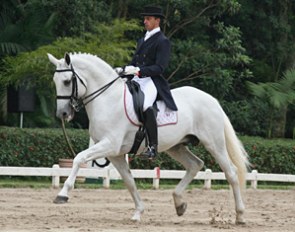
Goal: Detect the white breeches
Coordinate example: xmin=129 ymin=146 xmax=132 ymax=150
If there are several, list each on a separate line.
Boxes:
xmin=132 ymin=76 xmax=157 ymax=111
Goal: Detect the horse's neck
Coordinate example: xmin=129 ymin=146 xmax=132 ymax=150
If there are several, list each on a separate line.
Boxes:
xmin=85 ymin=79 xmax=125 ymax=140
xmin=73 ymin=55 xmax=121 ymax=96
xmin=80 ymin=63 xmax=124 ymax=122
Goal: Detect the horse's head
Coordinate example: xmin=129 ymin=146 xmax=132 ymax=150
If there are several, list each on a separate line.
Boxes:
xmin=48 ymin=53 xmax=87 ymax=121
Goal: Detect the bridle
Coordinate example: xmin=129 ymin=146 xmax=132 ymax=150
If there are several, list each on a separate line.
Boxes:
xmin=55 ymin=65 xmax=120 ymax=112
xmin=56 ymin=65 xmax=113 ymax=168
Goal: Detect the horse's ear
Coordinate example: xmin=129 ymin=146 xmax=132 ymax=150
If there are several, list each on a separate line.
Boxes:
xmin=47 ymin=53 xmax=58 ymax=66
xmin=65 ymin=53 xmax=71 ymax=66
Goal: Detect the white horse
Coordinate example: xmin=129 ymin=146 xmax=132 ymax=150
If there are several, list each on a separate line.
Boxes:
xmin=48 ymin=52 xmax=249 ymax=224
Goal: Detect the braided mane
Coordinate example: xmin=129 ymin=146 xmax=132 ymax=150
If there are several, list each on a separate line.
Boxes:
xmin=69 ymin=52 xmax=114 ymax=74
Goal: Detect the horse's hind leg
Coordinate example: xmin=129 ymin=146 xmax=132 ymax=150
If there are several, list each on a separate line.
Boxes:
xmin=166 ymin=144 xmax=204 ymax=216
xmin=204 ymin=144 xmax=246 ymax=224
xmin=108 ymin=155 xmax=144 ymax=221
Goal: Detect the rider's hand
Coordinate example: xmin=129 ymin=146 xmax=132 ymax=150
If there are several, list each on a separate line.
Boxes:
xmin=114 ymin=67 xmax=123 ymax=74
xmin=123 ymin=66 xmax=140 ymax=76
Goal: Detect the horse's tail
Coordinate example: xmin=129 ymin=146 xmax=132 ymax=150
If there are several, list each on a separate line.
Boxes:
xmin=223 ymin=113 xmax=250 ymax=190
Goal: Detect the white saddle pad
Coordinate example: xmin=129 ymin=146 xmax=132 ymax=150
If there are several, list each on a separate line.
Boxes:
xmin=123 ymin=85 xmax=177 ymax=126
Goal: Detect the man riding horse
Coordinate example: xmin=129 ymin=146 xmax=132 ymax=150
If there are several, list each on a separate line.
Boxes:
xmin=48 ymin=4 xmax=249 ymax=225
xmin=119 ymin=5 xmax=178 ymax=159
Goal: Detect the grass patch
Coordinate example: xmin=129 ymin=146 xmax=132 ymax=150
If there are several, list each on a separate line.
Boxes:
xmin=0 ymin=177 xmax=293 ymax=190
xmin=253 ymin=181 xmax=295 ymax=190
xmin=0 ymin=177 xmax=52 ymax=188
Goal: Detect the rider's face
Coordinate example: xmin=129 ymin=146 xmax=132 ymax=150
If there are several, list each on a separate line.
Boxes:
xmin=143 ymin=16 xmax=160 ymax=31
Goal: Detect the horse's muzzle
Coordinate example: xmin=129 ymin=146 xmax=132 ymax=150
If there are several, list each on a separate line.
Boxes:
xmin=56 ymin=108 xmax=74 ymax=122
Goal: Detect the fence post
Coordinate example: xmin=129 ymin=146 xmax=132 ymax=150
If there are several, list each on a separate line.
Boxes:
xmin=204 ymin=169 xmax=212 ymax=189
xmin=52 ymin=164 xmax=60 ymax=188
xmin=153 ymin=167 xmax=160 ymax=189
xmin=251 ymin=170 xmax=258 ymax=189
xmin=103 ymin=169 xmax=111 ymax=188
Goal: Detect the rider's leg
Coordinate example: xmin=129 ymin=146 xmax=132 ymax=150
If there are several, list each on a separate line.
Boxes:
xmin=132 ymin=76 xmax=158 ymax=159
xmin=141 ymin=107 xmax=158 ymax=159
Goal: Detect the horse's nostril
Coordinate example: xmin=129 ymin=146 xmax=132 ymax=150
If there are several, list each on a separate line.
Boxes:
xmin=59 ymin=111 xmax=68 ymax=119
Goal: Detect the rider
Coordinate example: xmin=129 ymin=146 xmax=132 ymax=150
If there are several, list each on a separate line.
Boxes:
xmin=119 ymin=5 xmax=178 ymax=159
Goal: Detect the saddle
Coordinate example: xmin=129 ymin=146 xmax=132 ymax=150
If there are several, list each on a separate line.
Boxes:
xmin=125 ymin=79 xmax=145 ymax=123
xmin=125 ymin=79 xmax=153 ymax=154
xmin=124 ymin=77 xmax=177 ymax=154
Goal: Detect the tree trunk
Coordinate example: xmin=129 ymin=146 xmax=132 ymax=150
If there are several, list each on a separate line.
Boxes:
xmin=271 ymin=106 xmax=288 ymax=138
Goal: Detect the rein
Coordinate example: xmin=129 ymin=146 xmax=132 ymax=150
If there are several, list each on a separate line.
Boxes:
xmin=55 ymin=65 xmax=120 ymax=112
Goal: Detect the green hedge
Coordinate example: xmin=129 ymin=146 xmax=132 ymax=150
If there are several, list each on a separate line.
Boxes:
xmin=0 ymin=127 xmax=89 ymax=167
xmin=0 ymin=127 xmax=294 ymax=174
xmin=241 ymin=136 xmax=295 ymax=174
xmin=130 ymin=136 xmax=295 ymax=175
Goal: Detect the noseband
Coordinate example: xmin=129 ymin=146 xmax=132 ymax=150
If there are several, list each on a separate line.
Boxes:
xmin=55 ymin=65 xmax=120 ymax=112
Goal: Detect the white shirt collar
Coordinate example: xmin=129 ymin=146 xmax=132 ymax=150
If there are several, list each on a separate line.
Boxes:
xmin=144 ymin=27 xmax=161 ymax=41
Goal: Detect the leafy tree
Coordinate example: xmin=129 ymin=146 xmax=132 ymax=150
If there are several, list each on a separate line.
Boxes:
xmin=0 ymin=20 xmax=140 ymax=127
xmin=42 ymin=0 xmax=111 ymax=37
xmin=0 ymin=0 xmax=115 ymax=125
xmin=0 ymin=0 xmax=113 ymax=56
xmin=0 ymin=0 xmax=24 ymax=55
xmin=229 ymin=0 xmax=295 ymax=137
xmin=0 ymin=0 xmax=56 ymax=125
xmin=110 ymin=0 xmax=252 ymax=99
xmin=168 ymin=22 xmax=252 ymax=100
xmin=248 ymin=68 xmax=295 ymax=137
xmin=0 ymin=0 xmax=55 ymax=55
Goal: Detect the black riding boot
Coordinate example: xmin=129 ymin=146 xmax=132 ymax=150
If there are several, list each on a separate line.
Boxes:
xmin=140 ymin=107 xmax=158 ymax=159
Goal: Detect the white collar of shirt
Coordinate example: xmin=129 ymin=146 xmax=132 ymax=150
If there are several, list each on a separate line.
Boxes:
xmin=144 ymin=27 xmax=161 ymax=41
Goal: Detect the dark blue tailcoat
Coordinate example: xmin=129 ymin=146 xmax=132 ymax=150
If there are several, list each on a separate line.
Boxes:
xmin=130 ymin=31 xmax=178 ymax=111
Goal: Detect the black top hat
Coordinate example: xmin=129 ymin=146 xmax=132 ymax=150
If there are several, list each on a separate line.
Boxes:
xmin=140 ymin=6 xmax=165 ymax=18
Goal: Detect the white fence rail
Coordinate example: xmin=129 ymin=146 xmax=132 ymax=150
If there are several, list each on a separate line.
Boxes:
xmin=0 ymin=165 xmax=294 ymax=189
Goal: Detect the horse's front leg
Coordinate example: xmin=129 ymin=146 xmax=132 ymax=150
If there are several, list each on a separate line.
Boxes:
xmin=108 ymin=155 xmax=144 ymax=221
xmin=53 ymin=138 xmax=114 ymax=204
xmin=53 ymin=157 xmax=81 ymax=203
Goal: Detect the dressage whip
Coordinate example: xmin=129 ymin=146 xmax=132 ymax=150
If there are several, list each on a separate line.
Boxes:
xmin=61 ymin=117 xmax=76 ymax=159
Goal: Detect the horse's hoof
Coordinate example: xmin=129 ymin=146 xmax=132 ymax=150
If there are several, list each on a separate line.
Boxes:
xmin=236 ymin=219 xmax=246 ymax=225
xmin=131 ymin=214 xmax=141 ymax=222
xmin=236 ymin=221 xmax=246 ymax=225
xmin=53 ymin=195 xmax=69 ymax=204
xmin=236 ymin=213 xmax=246 ymax=225
xmin=131 ymin=209 xmax=143 ymax=222
xmin=176 ymin=202 xmax=187 ymax=216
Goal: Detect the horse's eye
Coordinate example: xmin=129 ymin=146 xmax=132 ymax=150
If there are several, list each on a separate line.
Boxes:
xmin=64 ymin=80 xmax=71 ymax=86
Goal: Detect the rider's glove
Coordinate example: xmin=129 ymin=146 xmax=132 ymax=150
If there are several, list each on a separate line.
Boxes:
xmin=123 ymin=66 xmax=140 ymax=76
